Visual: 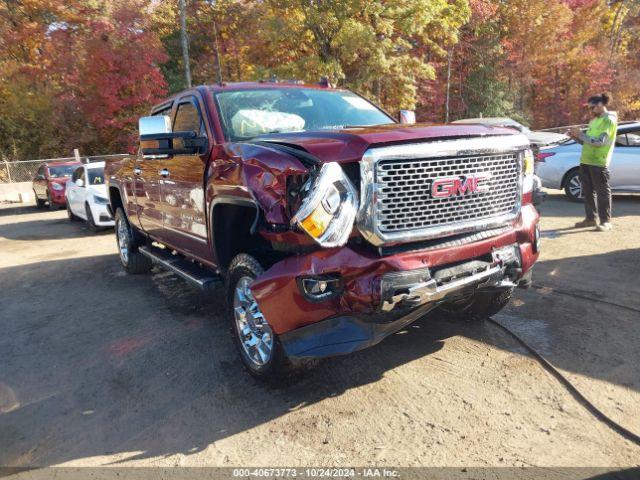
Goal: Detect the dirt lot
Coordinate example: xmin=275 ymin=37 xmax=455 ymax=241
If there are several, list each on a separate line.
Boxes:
xmin=1 ymin=192 xmax=639 ymax=469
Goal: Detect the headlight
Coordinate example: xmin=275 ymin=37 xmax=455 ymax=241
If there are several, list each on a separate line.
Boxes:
xmin=51 ymin=183 xmax=64 ymax=191
xmin=291 ymin=162 xmax=358 ymax=248
xmin=93 ymin=195 xmax=109 ymax=205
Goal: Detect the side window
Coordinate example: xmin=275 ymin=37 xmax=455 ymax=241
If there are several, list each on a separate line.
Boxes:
xmin=173 ymin=101 xmax=204 ymax=135
xmin=615 ymin=134 xmax=628 ymax=146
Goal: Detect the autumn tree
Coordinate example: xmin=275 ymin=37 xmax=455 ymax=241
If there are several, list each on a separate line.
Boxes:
xmin=0 ymin=0 xmax=167 ymax=159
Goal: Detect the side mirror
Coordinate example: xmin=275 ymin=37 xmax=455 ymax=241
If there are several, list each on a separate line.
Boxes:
xmin=139 ymin=115 xmax=207 ymax=157
xmin=398 ymin=110 xmax=416 ymax=125
xmin=75 ymin=178 xmax=85 ymax=187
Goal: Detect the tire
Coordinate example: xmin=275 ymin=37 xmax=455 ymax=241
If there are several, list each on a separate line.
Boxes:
xmin=226 ymin=253 xmax=316 ymax=382
xmin=35 ymin=192 xmax=46 ymax=209
xmin=114 ymin=207 xmax=152 ymax=274
xmin=85 ymin=203 xmax=100 ymax=232
xmin=563 ymin=168 xmax=583 ymax=202
xmin=437 ymin=288 xmax=515 ymax=322
xmin=66 ymin=201 xmax=80 ymax=221
xmin=47 ymin=191 xmax=56 ymax=210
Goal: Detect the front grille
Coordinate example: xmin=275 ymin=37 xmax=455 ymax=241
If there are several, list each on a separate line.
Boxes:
xmin=375 ymin=153 xmax=520 ymax=233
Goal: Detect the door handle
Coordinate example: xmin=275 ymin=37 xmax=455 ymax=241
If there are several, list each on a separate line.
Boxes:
xmin=133 ymin=167 xmax=142 ymax=175
xmin=159 ymin=168 xmax=170 ymax=178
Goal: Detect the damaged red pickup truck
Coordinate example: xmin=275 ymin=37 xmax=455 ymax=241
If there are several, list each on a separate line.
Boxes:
xmin=105 ymin=82 xmax=540 ymax=380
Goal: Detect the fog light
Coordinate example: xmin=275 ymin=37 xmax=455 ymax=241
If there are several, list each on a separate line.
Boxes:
xmin=297 ymin=275 xmax=343 ymax=302
xmin=493 ymin=244 xmax=519 ymax=265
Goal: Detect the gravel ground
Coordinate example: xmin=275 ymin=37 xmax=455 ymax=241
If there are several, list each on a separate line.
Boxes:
xmin=0 ymin=192 xmax=639 ymax=469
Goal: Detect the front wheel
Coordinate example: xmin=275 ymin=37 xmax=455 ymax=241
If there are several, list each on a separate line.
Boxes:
xmin=47 ymin=191 xmax=57 ymax=210
xmin=35 ymin=192 xmax=46 ymax=209
xmin=85 ymin=203 xmax=100 ymax=232
xmin=226 ymin=253 xmax=315 ymax=382
xmin=114 ymin=208 xmax=152 ymax=274
xmin=66 ymin=201 xmax=80 ymax=221
xmin=564 ymin=169 xmax=583 ymax=202
xmin=437 ymin=288 xmax=515 ymax=322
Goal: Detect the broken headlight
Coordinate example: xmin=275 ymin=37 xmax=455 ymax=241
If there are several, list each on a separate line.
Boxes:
xmin=291 ymin=162 xmax=359 ymax=248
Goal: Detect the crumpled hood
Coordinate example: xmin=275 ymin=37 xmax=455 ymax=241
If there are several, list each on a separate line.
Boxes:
xmin=526 ymin=130 xmax=570 ymax=147
xmin=254 ymin=123 xmax=523 ymax=163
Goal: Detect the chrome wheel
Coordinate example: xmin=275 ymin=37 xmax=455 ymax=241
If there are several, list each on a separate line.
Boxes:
xmin=233 ymin=276 xmax=274 ymax=367
xmin=568 ymin=174 xmax=583 ymax=198
xmin=116 ymin=217 xmax=129 ymax=264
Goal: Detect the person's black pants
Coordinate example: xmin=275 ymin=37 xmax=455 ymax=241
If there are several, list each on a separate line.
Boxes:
xmin=579 ymin=164 xmax=611 ymax=223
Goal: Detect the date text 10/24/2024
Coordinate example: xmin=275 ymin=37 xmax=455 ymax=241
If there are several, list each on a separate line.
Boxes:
xmin=232 ymin=468 xmax=400 ymax=478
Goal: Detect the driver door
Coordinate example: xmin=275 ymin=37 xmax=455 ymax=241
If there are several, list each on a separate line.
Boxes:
xmin=66 ymin=167 xmax=83 ymax=216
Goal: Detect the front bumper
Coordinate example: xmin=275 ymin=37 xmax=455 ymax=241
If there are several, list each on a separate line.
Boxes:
xmin=91 ymin=203 xmax=115 ymax=226
xmin=252 ymin=204 xmax=540 ymax=359
xmin=50 ymin=190 xmax=66 ymax=205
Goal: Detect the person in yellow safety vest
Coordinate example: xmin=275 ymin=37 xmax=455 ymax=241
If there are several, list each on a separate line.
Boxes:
xmin=568 ymin=93 xmax=617 ymax=232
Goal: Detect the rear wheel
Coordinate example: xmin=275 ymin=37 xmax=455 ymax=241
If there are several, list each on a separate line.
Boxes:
xmin=114 ymin=208 xmax=152 ymax=274
xmin=85 ymin=203 xmax=100 ymax=232
xmin=564 ymin=169 xmax=583 ymax=202
xmin=226 ymin=253 xmax=315 ymax=381
xmin=437 ymin=288 xmax=515 ymax=322
xmin=47 ymin=191 xmax=56 ymax=210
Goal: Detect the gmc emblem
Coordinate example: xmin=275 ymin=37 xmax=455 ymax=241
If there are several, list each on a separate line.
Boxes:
xmin=431 ymin=173 xmax=492 ymax=198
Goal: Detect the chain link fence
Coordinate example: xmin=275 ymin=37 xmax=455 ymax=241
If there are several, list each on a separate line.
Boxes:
xmin=0 ymin=154 xmax=128 ymax=184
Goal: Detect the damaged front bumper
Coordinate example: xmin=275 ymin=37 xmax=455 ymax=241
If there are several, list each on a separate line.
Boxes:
xmin=251 ymin=204 xmax=540 ymax=360
xmin=280 ymin=245 xmax=526 ymax=360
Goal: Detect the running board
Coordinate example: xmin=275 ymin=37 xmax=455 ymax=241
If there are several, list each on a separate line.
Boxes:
xmin=139 ymin=246 xmax=222 ymax=291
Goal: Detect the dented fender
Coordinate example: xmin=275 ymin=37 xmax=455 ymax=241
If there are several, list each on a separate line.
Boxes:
xmin=227 ymin=142 xmax=310 ymax=226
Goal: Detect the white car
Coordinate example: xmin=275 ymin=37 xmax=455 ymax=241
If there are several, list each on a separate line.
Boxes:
xmin=535 ymin=121 xmax=640 ymax=200
xmin=65 ymin=162 xmax=115 ymax=230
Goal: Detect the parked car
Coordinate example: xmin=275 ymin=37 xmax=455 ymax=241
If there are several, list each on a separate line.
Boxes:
xmin=535 ymin=121 xmax=640 ymax=200
xmin=32 ymin=160 xmax=82 ymax=209
xmin=452 ymin=117 xmax=569 ymax=149
xmin=106 ymin=82 xmax=540 ymax=381
xmin=65 ymin=162 xmax=114 ymax=231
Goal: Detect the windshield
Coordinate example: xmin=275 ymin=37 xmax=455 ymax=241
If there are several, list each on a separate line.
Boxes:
xmin=47 ymin=166 xmax=77 ymax=178
xmin=214 ymin=88 xmax=394 ymax=141
xmin=87 ymin=168 xmax=105 ymax=185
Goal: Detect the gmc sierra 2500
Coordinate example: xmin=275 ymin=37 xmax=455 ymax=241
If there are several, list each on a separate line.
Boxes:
xmin=105 ymin=81 xmax=540 ymax=381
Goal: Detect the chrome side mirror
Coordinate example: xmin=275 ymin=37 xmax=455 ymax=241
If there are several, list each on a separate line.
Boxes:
xmin=139 ymin=115 xmax=172 ymax=136
xmin=139 ymin=114 xmax=207 ymax=157
xmin=398 ymin=110 xmax=416 ymax=125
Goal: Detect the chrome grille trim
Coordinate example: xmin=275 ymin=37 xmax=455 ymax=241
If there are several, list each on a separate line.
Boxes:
xmin=377 ymin=153 xmax=519 ymax=232
xmin=356 ymin=135 xmax=529 ymax=247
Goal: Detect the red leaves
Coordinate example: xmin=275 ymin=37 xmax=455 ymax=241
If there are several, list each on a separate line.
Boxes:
xmin=0 ymin=0 xmax=168 ymax=156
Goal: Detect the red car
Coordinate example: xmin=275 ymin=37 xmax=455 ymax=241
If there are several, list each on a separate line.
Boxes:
xmin=33 ymin=161 xmax=82 ymax=209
